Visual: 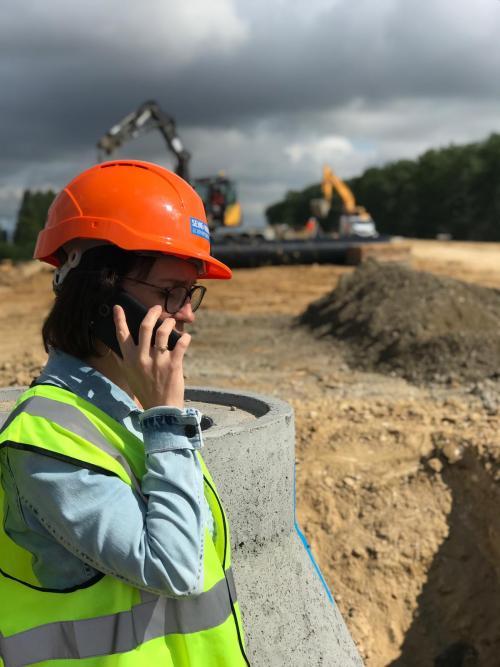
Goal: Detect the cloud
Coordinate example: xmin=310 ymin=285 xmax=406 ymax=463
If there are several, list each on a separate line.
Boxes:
xmin=2 ymin=0 xmax=248 ymax=66
xmin=1 ymin=0 xmax=500 ymax=230
xmin=285 ymin=136 xmax=357 ymax=166
xmin=0 ymin=186 xmax=24 ymax=225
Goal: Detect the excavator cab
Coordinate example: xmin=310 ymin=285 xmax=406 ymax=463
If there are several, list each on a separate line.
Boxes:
xmin=193 ymin=175 xmax=242 ymax=230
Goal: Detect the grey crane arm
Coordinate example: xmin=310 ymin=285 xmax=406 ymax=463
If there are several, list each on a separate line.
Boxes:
xmin=96 ymin=100 xmax=191 ymax=182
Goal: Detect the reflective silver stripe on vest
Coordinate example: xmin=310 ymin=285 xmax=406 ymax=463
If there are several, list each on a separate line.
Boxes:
xmin=226 ymin=567 xmax=237 ymax=605
xmin=0 ymin=396 xmax=145 ymax=499
xmin=0 ymin=571 xmax=237 ymax=667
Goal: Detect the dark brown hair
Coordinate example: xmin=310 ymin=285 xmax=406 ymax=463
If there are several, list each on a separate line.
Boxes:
xmin=42 ymin=246 xmax=155 ymax=359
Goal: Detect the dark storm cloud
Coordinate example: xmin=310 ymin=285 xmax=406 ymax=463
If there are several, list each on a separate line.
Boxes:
xmin=1 ymin=0 xmax=500 ymax=223
xmin=4 ymin=0 xmax=500 ymax=135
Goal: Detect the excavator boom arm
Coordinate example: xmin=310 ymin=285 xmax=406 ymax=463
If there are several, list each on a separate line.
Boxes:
xmin=96 ymin=100 xmax=191 ymax=181
xmin=322 ymin=165 xmax=356 ymax=213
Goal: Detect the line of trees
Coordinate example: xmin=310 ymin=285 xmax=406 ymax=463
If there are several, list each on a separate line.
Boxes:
xmin=266 ymin=133 xmax=500 ymax=240
xmin=0 ymin=190 xmax=55 ymax=260
xmin=1 ymin=132 xmax=500 ymax=263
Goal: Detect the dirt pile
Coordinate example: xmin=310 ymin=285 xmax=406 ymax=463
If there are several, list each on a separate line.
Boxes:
xmin=0 ymin=259 xmax=49 ymax=287
xmin=299 ymin=259 xmax=500 ymax=384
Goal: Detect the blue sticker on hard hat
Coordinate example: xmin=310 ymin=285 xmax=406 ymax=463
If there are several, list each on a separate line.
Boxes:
xmin=190 ymin=217 xmax=210 ymax=241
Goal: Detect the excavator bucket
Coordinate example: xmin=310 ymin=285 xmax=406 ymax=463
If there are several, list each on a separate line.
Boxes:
xmin=310 ymin=198 xmax=331 ymax=219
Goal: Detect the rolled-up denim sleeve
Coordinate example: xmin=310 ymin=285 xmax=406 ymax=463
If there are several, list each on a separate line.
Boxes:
xmin=140 ymin=406 xmax=204 ymax=453
xmin=10 ymin=406 xmax=207 ymax=597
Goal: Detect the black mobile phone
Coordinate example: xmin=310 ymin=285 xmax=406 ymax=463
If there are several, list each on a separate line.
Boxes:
xmin=91 ymin=290 xmax=181 ymax=358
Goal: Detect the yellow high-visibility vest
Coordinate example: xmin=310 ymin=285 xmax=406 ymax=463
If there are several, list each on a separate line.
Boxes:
xmin=0 ymin=384 xmax=248 ymax=667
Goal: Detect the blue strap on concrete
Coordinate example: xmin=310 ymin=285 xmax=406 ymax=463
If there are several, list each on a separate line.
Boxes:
xmin=293 ymin=469 xmax=335 ymax=605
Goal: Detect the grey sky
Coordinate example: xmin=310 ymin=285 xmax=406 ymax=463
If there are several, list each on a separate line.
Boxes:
xmin=2 ymin=0 xmax=500 ymax=230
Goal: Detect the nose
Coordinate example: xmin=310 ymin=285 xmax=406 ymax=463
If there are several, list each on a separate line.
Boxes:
xmin=173 ymin=299 xmax=196 ymax=326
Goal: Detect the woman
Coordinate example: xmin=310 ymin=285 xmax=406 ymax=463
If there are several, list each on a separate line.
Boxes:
xmin=0 ymin=160 xmax=249 ymax=666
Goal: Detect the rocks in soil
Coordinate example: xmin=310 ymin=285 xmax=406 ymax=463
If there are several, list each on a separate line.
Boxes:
xmin=427 ymin=458 xmax=444 ymax=473
xmin=299 ymin=259 xmax=500 ymax=384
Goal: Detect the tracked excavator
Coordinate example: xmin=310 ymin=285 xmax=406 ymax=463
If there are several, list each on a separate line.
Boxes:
xmin=311 ymin=165 xmax=378 ymax=239
xmin=96 ymin=100 xmax=242 ymax=230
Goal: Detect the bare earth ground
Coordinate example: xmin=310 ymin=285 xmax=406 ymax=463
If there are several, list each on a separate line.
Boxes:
xmin=1 ymin=240 xmax=499 ymax=666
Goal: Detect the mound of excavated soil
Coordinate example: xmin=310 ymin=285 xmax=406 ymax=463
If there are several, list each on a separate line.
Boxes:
xmin=299 ymin=260 xmax=500 ymax=384
xmin=0 ymin=259 xmax=50 ymax=287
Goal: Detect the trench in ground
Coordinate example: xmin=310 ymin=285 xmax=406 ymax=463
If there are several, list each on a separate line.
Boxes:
xmin=391 ymin=450 xmax=500 ymax=666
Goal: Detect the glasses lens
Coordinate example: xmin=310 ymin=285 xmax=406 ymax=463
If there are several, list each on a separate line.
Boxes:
xmin=166 ymin=287 xmax=188 ymax=313
xmin=165 ymin=286 xmax=206 ymax=313
xmin=190 ymin=286 xmax=206 ymax=312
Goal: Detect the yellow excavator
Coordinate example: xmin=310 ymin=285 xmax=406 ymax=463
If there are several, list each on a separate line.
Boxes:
xmin=190 ymin=172 xmax=241 ymax=229
xmin=311 ymin=165 xmax=378 ymax=238
xmin=96 ymin=100 xmax=242 ymax=230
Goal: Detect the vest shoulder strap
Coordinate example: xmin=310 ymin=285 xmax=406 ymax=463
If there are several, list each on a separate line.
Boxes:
xmin=1 ymin=385 xmax=145 ymax=488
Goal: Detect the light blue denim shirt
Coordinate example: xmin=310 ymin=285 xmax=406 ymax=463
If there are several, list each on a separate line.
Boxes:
xmin=0 ymin=349 xmax=215 ymax=596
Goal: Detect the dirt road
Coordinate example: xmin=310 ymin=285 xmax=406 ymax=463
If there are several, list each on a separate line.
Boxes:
xmin=1 ymin=240 xmax=499 ymax=666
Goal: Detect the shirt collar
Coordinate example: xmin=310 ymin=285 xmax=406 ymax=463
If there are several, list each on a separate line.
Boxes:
xmin=37 ymin=348 xmax=140 ymax=422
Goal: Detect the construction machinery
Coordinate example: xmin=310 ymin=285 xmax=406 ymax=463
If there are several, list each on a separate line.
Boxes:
xmin=96 ymin=105 xmax=407 ymax=268
xmin=96 ymin=100 xmax=242 ymax=230
xmin=191 ymin=173 xmax=242 ymax=230
xmin=311 ymin=165 xmax=378 ymax=239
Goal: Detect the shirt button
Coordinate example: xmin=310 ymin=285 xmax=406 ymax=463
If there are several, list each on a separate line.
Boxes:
xmin=184 ymin=424 xmax=197 ymax=438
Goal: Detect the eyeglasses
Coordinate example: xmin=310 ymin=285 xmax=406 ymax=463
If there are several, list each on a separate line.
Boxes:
xmin=122 ymin=277 xmax=207 ymax=314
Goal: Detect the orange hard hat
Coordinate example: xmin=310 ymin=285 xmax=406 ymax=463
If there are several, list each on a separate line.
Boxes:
xmin=34 ymin=160 xmax=232 ymax=280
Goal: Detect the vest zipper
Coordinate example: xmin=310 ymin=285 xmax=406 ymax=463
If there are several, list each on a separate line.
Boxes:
xmin=204 ymin=475 xmax=251 ymax=666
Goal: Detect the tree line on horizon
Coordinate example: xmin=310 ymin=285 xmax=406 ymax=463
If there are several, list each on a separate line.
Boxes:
xmin=0 ymin=189 xmax=56 ymax=260
xmin=1 ymin=132 xmax=500 ymax=262
xmin=265 ymin=132 xmax=500 ymax=240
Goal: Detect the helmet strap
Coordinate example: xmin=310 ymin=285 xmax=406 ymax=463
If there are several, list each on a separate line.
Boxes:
xmin=52 ymin=240 xmax=108 ymax=291
xmin=53 ymin=247 xmax=83 ymax=291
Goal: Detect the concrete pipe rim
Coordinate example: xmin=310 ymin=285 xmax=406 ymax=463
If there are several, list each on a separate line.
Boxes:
xmin=0 ymin=385 xmax=294 ymax=439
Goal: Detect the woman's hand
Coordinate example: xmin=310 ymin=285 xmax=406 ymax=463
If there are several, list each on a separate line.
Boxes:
xmin=112 ymin=304 xmax=190 ymax=409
